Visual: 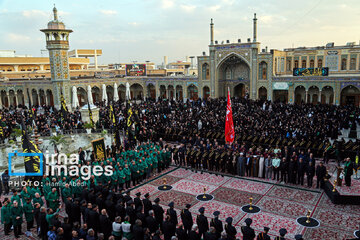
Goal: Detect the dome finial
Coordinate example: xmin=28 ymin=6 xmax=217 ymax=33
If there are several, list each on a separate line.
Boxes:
xmin=53 ymin=4 xmax=58 ymax=21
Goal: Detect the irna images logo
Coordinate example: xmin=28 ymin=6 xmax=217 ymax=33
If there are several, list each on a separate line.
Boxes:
xmin=8 ymin=150 xmax=44 ymax=177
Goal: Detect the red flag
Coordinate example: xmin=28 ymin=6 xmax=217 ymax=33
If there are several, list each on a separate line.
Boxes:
xmin=225 ymin=88 xmax=235 ymax=144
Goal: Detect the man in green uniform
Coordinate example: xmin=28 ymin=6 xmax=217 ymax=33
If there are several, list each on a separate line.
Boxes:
xmin=32 ymin=193 xmax=44 ymax=207
xmin=11 ymin=200 xmax=23 ymax=238
xmin=117 ymin=166 xmax=126 ymax=191
xmin=23 ymin=198 xmax=34 ymax=232
xmin=124 ymin=164 xmax=132 ymax=189
xmin=61 ymin=183 xmax=72 ymax=201
xmin=11 ymin=189 xmax=21 ymax=204
xmin=47 ymin=188 xmax=59 ymax=211
xmin=1 ymin=198 xmax=11 ymax=235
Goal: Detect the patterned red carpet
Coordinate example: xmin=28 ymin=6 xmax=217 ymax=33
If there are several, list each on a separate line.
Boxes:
xmin=136 ymin=167 xmax=359 ymax=240
xmin=0 ymin=167 xmax=359 ymax=239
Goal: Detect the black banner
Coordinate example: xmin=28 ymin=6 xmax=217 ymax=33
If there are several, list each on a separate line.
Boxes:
xmin=0 ymin=114 xmax=4 ymax=138
xmin=60 ymin=91 xmax=69 ymax=124
xmin=293 ymin=67 xmax=329 ymax=76
xmin=21 ymin=117 xmax=41 ymax=173
xmin=92 ymin=138 xmax=106 ymax=161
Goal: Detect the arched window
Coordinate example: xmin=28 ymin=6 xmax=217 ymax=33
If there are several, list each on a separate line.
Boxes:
xmin=341 ymin=58 xmax=347 ymax=70
xmin=318 ymin=59 xmax=323 ymax=68
xmin=286 ymin=60 xmax=291 ymax=71
xmin=350 ymin=58 xmax=356 ymax=70
xmin=310 ymin=59 xmax=315 ymax=68
xmin=294 ymin=60 xmax=299 ymax=68
xmin=202 ymin=63 xmax=209 ymax=80
xmin=301 ymin=60 xmax=306 ymax=68
xmin=259 ymin=62 xmax=267 ymax=80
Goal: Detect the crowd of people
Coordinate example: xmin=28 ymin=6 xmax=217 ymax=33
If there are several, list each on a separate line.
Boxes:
xmin=1 ymin=176 xmax=305 ymax=240
xmin=0 ymin=98 xmax=359 ymax=239
xmin=1 ymin=98 xmax=360 ymax=160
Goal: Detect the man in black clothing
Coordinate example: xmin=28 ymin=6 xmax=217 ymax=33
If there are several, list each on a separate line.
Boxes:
xmin=99 ymin=209 xmax=112 ymax=240
xmin=316 ymin=161 xmax=327 ymax=188
xmin=133 ymin=219 xmax=145 ymax=240
xmin=162 ymin=215 xmax=175 ymax=240
xmin=39 ymin=207 xmax=48 ymax=240
xmin=180 ymin=204 xmax=193 ymax=234
xmin=126 ymin=200 xmax=137 ymax=225
xmin=134 ymin=192 xmax=143 ymax=211
xmin=189 ymin=225 xmax=201 ymax=240
xmin=166 ymin=202 xmax=178 ymax=226
xmin=274 ymin=228 xmax=287 ymax=240
xmin=196 ymin=207 xmax=209 ymax=239
xmin=204 ymin=227 xmax=218 ymax=240
xmin=297 ymin=158 xmax=306 ymax=185
xmin=280 ymin=157 xmax=288 ymax=183
xmin=152 ymin=198 xmax=164 ymax=228
xmin=143 ymin=192 xmax=153 ymax=217
xmin=61 ymin=217 xmax=72 ymax=240
xmin=224 ymin=217 xmax=237 ymax=240
xmin=145 ymin=210 xmax=158 ymax=234
xmin=210 ymin=211 xmax=222 ymax=239
xmin=288 ymin=158 xmax=297 ymax=184
xmin=86 ymin=205 xmax=99 ymax=235
xmin=175 ymin=223 xmax=188 ymax=240
xmin=306 ymin=161 xmax=315 ymax=188
xmin=241 ymin=218 xmax=255 ymax=240
xmin=256 ymin=226 xmax=270 ymax=240
xmin=70 ymin=199 xmax=81 ymax=225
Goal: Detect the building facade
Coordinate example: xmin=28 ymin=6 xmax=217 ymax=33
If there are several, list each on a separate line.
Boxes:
xmin=1 ymin=8 xmax=360 ymax=110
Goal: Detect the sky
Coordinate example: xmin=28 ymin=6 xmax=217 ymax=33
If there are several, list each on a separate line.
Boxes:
xmin=0 ymin=0 xmax=360 ymax=65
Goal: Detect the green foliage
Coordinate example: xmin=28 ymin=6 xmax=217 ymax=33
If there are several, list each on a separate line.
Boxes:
xmin=49 ymin=135 xmax=65 ymax=147
xmin=84 ymin=122 xmax=94 ymax=129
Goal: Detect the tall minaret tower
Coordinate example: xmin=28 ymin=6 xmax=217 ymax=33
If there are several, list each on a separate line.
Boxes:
xmin=40 ymin=5 xmax=72 ymax=110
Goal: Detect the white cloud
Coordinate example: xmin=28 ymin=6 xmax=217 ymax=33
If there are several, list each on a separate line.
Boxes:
xmin=222 ymin=0 xmax=235 ymax=5
xmin=22 ymin=10 xmax=47 ymax=18
xmin=161 ymin=0 xmax=174 ymax=9
xmin=259 ymin=15 xmax=286 ymax=25
xmin=339 ymin=4 xmax=347 ymax=9
xmin=207 ymin=5 xmax=221 ymax=12
xmin=7 ymin=33 xmax=31 ymax=41
xmin=99 ymin=10 xmax=117 ymax=15
xmin=128 ymin=22 xmax=140 ymax=26
xmin=180 ymin=4 xmax=196 ymax=13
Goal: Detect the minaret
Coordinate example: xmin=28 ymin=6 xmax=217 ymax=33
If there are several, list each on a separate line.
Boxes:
xmin=210 ymin=18 xmax=214 ymax=45
xmin=40 ymin=5 xmax=73 ymax=110
xmin=253 ymin=13 xmax=257 ymax=42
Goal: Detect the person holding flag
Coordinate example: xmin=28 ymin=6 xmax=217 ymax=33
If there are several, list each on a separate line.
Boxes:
xmin=60 ymin=91 xmax=69 ymax=128
xmin=20 ymin=113 xmax=42 ymax=182
xmin=225 ymin=87 xmax=235 ymax=145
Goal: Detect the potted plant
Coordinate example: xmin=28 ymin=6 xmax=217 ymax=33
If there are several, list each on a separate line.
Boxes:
xmin=101 ymin=129 xmax=108 ymax=137
xmin=49 ymin=135 xmax=65 ymax=153
xmin=11 ymin=128 xmax=22 ymax=143
xmin=51 ymin=128 xmax=57 ymax=136
xmin=84 ymin=123 xmax=93 ymax=134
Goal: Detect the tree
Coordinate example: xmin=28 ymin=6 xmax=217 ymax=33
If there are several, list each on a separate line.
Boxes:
xmin=49 ymin=134 xmax=66 ymax=153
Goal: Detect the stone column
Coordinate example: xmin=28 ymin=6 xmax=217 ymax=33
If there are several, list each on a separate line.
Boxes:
xmin=40 ymin=65 xmax=44 ymax=71
xmin=6 ymin=92 xmax=9 ymax=108
xmin=14 ymin=65 xmax=19 ymax=72
xmin=37 ymin=91 xmax=41 ymax=106
xmin=0 ymin=94 xmax=3 ymax=109
xmin=94 ymin=50 xmax=98 ymax=70
xmin=183 ymin=83 xmax=187 ymax=102
xmin=318 ymin=90 xmax=322 ymax=103
xmin=305 ymin=90 xmax=308 ymax=103
xmin=44 ymin=92 xmax=48 ymax=105
xmin=14 ymin=92 xmax=19 ymax=107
